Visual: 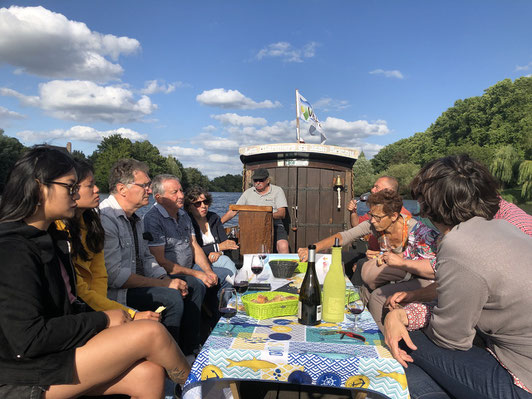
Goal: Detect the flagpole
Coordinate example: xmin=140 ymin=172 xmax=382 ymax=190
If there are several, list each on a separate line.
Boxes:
xmin=295 ymin=88 xmax=301 ymax=143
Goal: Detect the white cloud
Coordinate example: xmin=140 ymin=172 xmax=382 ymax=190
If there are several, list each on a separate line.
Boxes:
xmin=358 ymin=142 xmax=385 ymax=158
xmin=141 ymin=79 xmax=188 ymax=95
xmin=211 ymin=113 xmax=267 ymax=126
xmin=256 ymin=41 xmax=318 ymax=63
xmin=0 ymin=6 xmax=140 ymax=82
xmin=16 ymin=125 xmax=147 ymax=143
xmin=369 ymin=69 xmax=404 ymax=79
xmin=313 ymin=97 xmax=350 ymax=112
xmin=208 ymin=153 xmax=233 ymax=163
xmin=159 ymin=145 xmax=206 ymax=158
xmin=196 ymin=88 xmax=281 ymax=109
xmin=322 ymin=117 xmax=389 ymax=139
xmin=0 ymin=105 xmax=25 ymax=120
xmin=516 ymin=61 xmax=532 ymax=71
xmin=1 ymin=80 xmax=156 ymax=123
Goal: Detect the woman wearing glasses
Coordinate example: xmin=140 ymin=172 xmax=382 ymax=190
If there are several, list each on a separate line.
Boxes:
xmin=298 ymin=189 xmax=438 ymax=330
xmin=0 ymin=146 xmax=189 ymax=398
xmin=185 ymin=186 xmax=238 ymax=276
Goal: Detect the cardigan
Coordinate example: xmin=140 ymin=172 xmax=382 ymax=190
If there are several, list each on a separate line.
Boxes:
xmin=0 ymin=221 xmax=108 ymax=385
xmin=189 ymin=211 xmax=228 ymax=256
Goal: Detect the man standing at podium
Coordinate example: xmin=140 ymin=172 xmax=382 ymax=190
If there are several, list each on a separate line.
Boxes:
xmin=222 ymin=168 xmax=289 ymax=253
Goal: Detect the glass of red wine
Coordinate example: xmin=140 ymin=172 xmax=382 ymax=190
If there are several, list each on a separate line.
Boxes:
xmin=346 ymin=287 xmax=365 ymax=332
xmin=234 ymin=268 xmax=249 ymax=297
xmin=219 ymin=288 xmax=238 ymax=335
xmin=250 ymin=255 xmax=263 ymax=282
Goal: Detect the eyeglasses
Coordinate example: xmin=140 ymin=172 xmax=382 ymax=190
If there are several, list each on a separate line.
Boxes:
xmin=367 ymin=212 xmax=388 ymax=222
xmin=130 ymin=181 xmax=152 ymax=190
xmin=193 ymin=199 xmax=211 ymax=208
xmin=253 ymin=178 xmax=266 ymax=183
xmin=46 ymin=181 xmax=80 ymax=196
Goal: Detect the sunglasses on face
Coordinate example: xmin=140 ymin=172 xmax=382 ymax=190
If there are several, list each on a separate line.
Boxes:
xmin=253 ymin=178 xmax=266 ymax=183
xmin=46 ymin=181 xmax=80 ymax=196
xmin=193 ymin=199 xmax=210 ymax=208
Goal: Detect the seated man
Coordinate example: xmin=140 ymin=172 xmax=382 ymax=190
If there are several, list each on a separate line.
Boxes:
xmin=222 ymin=168 xmax=289 ymax=253
xmin=143 ymin=174 xmax=232 ymax=313
xmin=99 ymin=159 xmax=204 ymax=356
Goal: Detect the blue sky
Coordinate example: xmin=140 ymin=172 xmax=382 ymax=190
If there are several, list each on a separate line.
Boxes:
xmin=1 ymin=1 xmax=531 ymax=177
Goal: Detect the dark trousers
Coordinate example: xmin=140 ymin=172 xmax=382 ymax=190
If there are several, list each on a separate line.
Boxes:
xmin=126 ymin=274 xmax=205 ymax=355
xmin=405 ymin=330 xmax=532 ymax=399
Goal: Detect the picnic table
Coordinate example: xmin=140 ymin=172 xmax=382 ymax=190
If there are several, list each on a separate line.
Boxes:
xmin=182 ymin=254 xmax=409 ymax=399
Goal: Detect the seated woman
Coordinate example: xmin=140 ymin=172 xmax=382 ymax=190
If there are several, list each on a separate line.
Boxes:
xmin=0 ymin=146 xmax=190 ymax=398
xmin=58 ymin=160 xmax=159 ymax=321
xmin=298 ymin=190 xmax=438 ymax=330
xmin=384 ymin=155 xmax=532 ymax=398
xmin=185 ymin=186 xmax=238 ymax=276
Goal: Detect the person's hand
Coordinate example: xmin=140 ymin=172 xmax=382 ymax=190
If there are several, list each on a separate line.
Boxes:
xmin=347 ymin=199 xmax=357 ymax=213
xmin=219 ymin=240 xmax=238 ymax=250
xmin=167 ymin=278 xmax=189 ymax=297
xmin=298 ymin=247 xmax=308 ymax=262
xmin=194 ymin=270 xmax=217 ymax=287
xmin=208 ymin=252 xmax=221 ymax=263
xmin=383 ymin=309 xmax=417 ymax=368
xmin=133 ymin=311 xmax=161 ymax=322
xmin=385 ymin=291 xmax=414 ymax=310
xmin=383 ymin=252 xmax=405 ymax=268
xmin=206 ymin=270 xmax=218 ymax=285
xmin=366 ymin=249 xmax=380 ymax=258
xmin=103 ymin=309 xmax=132 ymax=328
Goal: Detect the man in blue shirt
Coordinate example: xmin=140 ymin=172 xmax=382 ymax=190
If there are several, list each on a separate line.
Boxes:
xmin=143 ymin=175 xmax=232 ymax=314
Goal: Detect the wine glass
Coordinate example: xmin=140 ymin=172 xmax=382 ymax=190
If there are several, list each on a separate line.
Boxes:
xmin=378 ymin=234 xmax=391 ymax=253
xmin=234 ymin=268 xmax=249 ymax=298
xmin=219 ymin=288 xmax=238 ymax=335
xmin=346 ymin=288 xmax=366 ymax=332
xmin=250 ymin=255 xmax=264 ymax=282
xmin=259 ymin=243 xmax=269 ymax=266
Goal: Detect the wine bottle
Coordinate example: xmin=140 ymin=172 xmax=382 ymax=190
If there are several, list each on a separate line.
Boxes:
xmin=298 ymin=244 xmax=322 ymax=326
xmin=322 ymin=238 xmax=346 ymax=323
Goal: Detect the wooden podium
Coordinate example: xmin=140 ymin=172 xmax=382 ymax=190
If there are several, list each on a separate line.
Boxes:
xmin=230 ymin=205 xmax=273 ymax=254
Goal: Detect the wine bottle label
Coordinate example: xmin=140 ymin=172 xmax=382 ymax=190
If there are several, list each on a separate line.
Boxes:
xmin=298 ymin=302 xmax=302 ymax=319
xmin=316 ymin=305 xmax=322 ymax=321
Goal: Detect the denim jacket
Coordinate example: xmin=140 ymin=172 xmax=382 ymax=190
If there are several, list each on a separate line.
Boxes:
xmin=99 ymin=195 xmax=166 ymax=305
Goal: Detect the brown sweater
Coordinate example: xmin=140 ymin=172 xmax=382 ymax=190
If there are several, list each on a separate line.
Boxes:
xmin=426 ymin=217 xmax=532 ymax=389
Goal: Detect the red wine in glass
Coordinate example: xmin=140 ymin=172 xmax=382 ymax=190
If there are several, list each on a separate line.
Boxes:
xmin=251 ymin=265 xmax=263 ymax=275
xmin=349 ymin=308 xmax=364 ymax=315
xmin=220 ymin=307 xmax=237 ymax=318
xmin=234 ymin=281 xmax=249 ymax=294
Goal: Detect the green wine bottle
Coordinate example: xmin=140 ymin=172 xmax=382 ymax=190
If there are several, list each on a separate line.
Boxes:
xmin=322 ymin=238 xmax=346 ymax=323
xmin=298 ymin=244 xmax=321 ymax=325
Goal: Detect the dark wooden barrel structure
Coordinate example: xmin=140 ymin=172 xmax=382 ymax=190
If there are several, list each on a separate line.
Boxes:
xmin=239 ymin=143 xmax=359 ymax=252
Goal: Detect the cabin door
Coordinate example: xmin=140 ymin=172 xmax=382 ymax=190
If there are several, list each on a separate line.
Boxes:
xmin=270 ymin=166 xmax=350 ymax=252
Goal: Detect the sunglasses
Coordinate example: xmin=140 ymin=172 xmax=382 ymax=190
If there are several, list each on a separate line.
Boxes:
xmin=46 ymin=181 xmax=80 ymax=196
xmin=253 ymin=178 xmax=267 ymax=183
xmin=193 ymin=199 xmax=211 ymax=208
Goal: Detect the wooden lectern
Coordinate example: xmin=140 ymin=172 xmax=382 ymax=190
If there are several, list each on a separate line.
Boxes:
xmin=230 ymin=205 xmax=273 ymax=254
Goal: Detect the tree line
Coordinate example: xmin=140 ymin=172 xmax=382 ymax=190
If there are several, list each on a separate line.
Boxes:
xmin=0 ymin=131 xmax=242 ymax=193
xmin=353 ymin=76 xmax=532 ymax=203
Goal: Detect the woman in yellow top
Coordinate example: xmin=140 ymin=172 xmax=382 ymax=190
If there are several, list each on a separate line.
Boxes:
xmin=60 ymin=160 xmax=158 ymax=321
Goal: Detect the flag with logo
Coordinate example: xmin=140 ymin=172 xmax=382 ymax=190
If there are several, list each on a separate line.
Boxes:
xmin=296 ymin=90 xmax=327 ymax=143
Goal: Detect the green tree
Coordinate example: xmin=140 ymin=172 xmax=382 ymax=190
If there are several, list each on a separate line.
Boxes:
xmin=490 ymin=145 xmax=521 ymax=187
xmin=71 ymin=149 xmax=88 ymax=162
xmin=184 ymin=167 xmax=210 ymax=190
xmin=90 ymin=135 xmax=133 ymax=192
xmin=352 ymin=152 xmax=376 ymax=195
xmin=0 ymin=130 xmax=25 ymax=193
xmin=209 ymin=174 xmax=242 ymax=192
xmin=382 ymin=163 xmax=420 ymax=197
xmin=518 ymin=160 xmax=532 ymax=201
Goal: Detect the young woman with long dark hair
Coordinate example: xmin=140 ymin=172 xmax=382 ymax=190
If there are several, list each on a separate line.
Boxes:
xmin=0 ymin=146 xmax=190 ymax=398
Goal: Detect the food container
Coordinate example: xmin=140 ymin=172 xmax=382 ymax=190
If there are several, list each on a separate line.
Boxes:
xmin=268 ymin=260 xmax=299 ymax=278
xmin=241 ymin=292 xmax=299 ymax=320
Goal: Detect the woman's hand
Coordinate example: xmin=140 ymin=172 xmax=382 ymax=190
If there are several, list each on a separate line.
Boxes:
xmin=133 ymin=311 xmax=161 ymax=322
xmin=208 ymin=251 xmax=221 ymax=263
xmin=103 ymin=309 xmax=132 ymax=328
xmin=383 ymin=309 xmax=417 ymax=368
xmin=366 ymin=249 xmax=380 ymax=258
xmin=385 ymin=291 xmax=415 ymax=310
xmin=382 ymin=252 xmax=405 ymax=268
xmin=219 ymin=240 xmax=238 ymax=250
xmin=298 ymin=247 xmax=308 ymax=262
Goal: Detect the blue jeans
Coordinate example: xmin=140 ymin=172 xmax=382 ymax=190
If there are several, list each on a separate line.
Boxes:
xmin=212 ymin=254 xmax=237 ymax=276
xmin=126 ymin=274 xmax=205 ymax=355
xmin=405 ymin=330 xmax=532 ymax=399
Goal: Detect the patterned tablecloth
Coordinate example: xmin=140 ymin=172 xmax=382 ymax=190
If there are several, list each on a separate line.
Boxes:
xmin=183 ymin=259 xmax=410 ymax=399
